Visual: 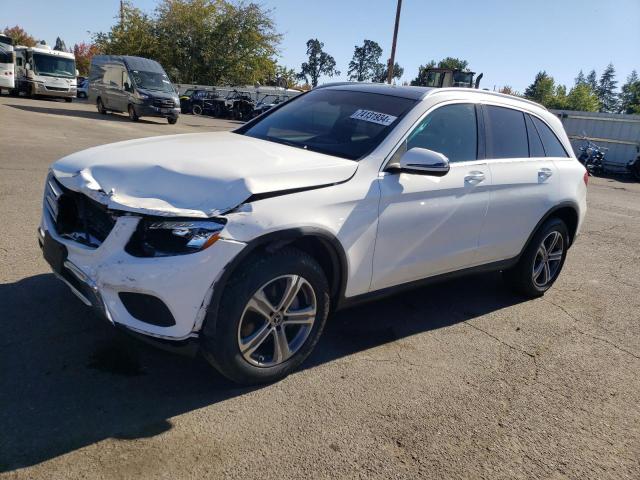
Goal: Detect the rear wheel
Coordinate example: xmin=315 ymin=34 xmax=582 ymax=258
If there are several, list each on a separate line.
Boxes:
xmin=503 ymin=217 xmax=569 ymax=297
xmin=201 ymin=248 xmax=330 ymax=385
xmin=128 ymin=104 xmax=139 ymax=122
xmin=97 ymin=98 xmax=107 ymax=114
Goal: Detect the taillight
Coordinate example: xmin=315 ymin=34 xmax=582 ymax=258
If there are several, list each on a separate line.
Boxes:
xmin=583 ymin=170 xmax=589 ymax=186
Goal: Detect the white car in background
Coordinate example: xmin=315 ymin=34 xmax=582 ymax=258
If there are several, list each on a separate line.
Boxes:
xmin=39 ymin=83 xmax=587 ymax=384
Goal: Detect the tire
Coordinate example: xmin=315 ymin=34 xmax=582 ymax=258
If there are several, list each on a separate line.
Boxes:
xmin=201 ymin=247 xmax=330 ymax=385
xmin=192 ymin=104 xmax=203 ymax=116
xmin=167 ymin=116 xmax=178 ymax=125
xmin=631 ymin=160 xmax=640 ymax=181
xmin=128 ymin=104 xmax=139 ymax=122
xmin=65 ymin=97 xmax=72 ymax=103
xmin=503 ymin=217 xmax=569 ymax=298
xmin=97 ymin=98 xmax=107 ymax=114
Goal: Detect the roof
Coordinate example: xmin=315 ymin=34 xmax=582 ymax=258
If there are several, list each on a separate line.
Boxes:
xmin=92 ymin=55 xmax=165 ymax=73
xmin=316 ymin=82 xmax=547 ymax=111
xmin=316 ymin=82 xmax=434 ymax=100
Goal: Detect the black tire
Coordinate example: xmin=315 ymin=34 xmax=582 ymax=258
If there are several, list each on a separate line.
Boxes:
xmin=128 ymin=104 xmax=139 ymax=122
xmin=65 ymin=97 xmax=72 ymax=103
xmin=192 ymin=104 xmax=203 ymax=116
xmin=167 ymin=116 xmax=178 ymax=125
xmin=503 ymin=217 xmax=569 ymax=298
xmin=97 ymin=98 xmax=107 ymax=114
xmin=631 ymin=160 xmax=640 ymax=181
xmin=201 ymin=247 xmax=330 ymax=385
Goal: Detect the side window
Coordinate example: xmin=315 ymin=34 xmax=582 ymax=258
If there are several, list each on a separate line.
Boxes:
xmin=122 ymin=70 xmax=131 ymax=91
xmin=525 ymin=114 xmax=545 ymax=157
xmin=531 ymin=116 xmax=569 ymax=157
xmin=484 ymin=105 xmax=529 ymax=159
xmin=405 ymin=103 xmax=478 ymax=163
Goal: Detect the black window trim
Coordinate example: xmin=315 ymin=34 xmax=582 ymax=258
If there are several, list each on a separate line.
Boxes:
xmin=381 ymin=100 xmax=483 ymax=170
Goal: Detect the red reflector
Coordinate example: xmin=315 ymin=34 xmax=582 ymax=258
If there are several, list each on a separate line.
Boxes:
xmin=583 ymin=171 xmax=589 ymax=185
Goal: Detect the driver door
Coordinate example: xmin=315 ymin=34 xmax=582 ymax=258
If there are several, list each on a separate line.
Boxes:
xmin=371 ymin=103 xmax=491 ymax=291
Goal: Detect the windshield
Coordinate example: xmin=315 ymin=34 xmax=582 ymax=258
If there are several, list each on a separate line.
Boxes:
xmin=130 ymin=70 xmax=174 ymax=93
xmin=239 ymin=89 xmax=416 ymax=160
xmin=452 ymin=71 xmax=473 ymax=87
xmin=33 ymin=53 xmax=75 ymax=78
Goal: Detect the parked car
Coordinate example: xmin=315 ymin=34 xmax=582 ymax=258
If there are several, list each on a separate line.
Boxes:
xmin=76 ymin=77 xmax=88 ymax=98
xmin=39 ymin=84 xmax=587 ymax=385
xmin=88 ymin=55 xmax=180 ymax=124
xmin=181 ymin=89 xmax=223 ymax=116
xmin=251 ymin=94 xmax=286 ymax=118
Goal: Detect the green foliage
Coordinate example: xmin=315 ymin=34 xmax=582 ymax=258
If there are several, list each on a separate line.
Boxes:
xmin=3 ymin=25 xmax=37 ymax=47
xmin=498 ymin=85 xmax=519 ymax=96
xmin=524 ymin=71 xmax=556 ymax=106
xmin=436 ymin=57 xmax=469 ymax=71
xmin=597 ymin=63 xmax=618 ymax=112
xmin=586 ymin=70 xmax=598 ymax=91
xmin=298 ymin=38 xmax=339 ymax=87
xmin=373 ymin=62 xmax=403 ymax=83
xmin=574 ymin=70 xmax=586 ymax=86
xmin=566 ymin=83 xmax=600 ymax=112
xmin=619 ymin=70 xmax=640 ymax=114
xmin=348 ymin=39 xmax=382 ymax=82
xmin=93 ymin=0 xmax=280 ymax=86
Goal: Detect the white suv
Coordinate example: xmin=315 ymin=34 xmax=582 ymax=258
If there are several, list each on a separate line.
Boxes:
xmin=39 ymin=84 xmax=587 ymax=384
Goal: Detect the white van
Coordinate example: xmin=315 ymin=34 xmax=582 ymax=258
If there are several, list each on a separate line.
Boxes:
xmin=15 ymin=44 xmax=77 ymax=102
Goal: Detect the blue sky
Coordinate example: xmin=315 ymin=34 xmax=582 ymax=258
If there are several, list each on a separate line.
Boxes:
xmin=3 ymin=0 xmax=638 ymax=91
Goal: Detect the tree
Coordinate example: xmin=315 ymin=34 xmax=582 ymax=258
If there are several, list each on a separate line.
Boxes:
xmin=54 ymin=37 xmax=67 ymax=51
xmin=347 ymin=39 xmax=382 ymax=82
xmin=3 ymin=25 xmax=37 ymax=47
xmin=373 ymin=62 xmax=403 ymax=83
xmin=524 ymin=71 xmax=556 ymax=106
xmin=93 ymin=0 xmax=281 ymax=86
xmin=586 ymin=69 xmax=598 ymax=91
xmin=574 ymin=70 xmax=586 ymax=86
xmin=498 ymin=85 xmax=517 ymax=95
xmin=566 ymin=83 xmax=600 ymax=112
xmin=437 ymin=57 xmax=468 ymax=71
xmin=298 ymin=38 xmax=339 ymax=87
xmin=619 ymin=70 xmax=640 ymax=114
xmin=73 ymin=42 xmax=101 ymax=77
xmin=410 ymin=61 xmax=436 ymax=86
xmin=597 ymin=63 xmax=618 ymax=112
xmin=548 ymin=84 xmax=568 ymax=110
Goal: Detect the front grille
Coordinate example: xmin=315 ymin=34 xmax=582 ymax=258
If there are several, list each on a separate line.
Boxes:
xmin=45 ymin=86 xmax=68 ymax=92
xmin=45 ymin=174 xmax=116 ymax=248
xmin=152 ymin=99 xmax=175 ymax=108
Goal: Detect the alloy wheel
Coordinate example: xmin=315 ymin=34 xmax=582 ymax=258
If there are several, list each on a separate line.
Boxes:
xmin=237 ymin=274 xmax=317 ymax=367
xmin=532 ymin=231 xmax=564 ymax=288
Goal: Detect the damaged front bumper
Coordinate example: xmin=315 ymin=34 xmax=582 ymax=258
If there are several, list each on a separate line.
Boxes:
xmin=39 ymin=206 xmax=246 ymax=342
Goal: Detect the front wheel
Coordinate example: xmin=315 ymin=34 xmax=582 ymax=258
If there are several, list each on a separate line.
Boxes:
xmin=192 ymin=104 xmax=203 ymax=115
xmin=128 ymin=104 xmax=139 ymax=122
xmin=64 ymin=97 xmax=72 ymax=103
xmin=97 ymin=98 xmax=107 ymax=114
xmin=201 ymin=248 xmax=330 ymax=385
xmin=168 ymin=116 xmax=178 ymax=125
xmin=503 ymin=217 xmax=569 ymax=298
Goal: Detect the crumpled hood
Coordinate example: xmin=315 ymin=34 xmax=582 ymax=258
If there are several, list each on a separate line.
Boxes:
xmin=51 ymin=131 xmax=357 ymax=217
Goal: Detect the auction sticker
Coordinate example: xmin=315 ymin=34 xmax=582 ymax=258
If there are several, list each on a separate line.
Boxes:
xmin=350 ymin=109 xmax=397 ymax=126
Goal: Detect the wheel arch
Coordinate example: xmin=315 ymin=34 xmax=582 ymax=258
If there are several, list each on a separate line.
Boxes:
xmin=521 ymin=202 xmax=580 ymax=256
xmin=201 ymin=227 xmax=348 ymax=337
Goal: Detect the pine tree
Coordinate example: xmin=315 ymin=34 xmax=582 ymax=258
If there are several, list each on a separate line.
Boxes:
xmin=574 ymin=70 xmax=586 ymax=86
xmin=524 ymin=71 xmax=556 ymax=106
xmin=597 ymin=63 xmax=618 ymax=112
xmin=586 ymin=70 xmax=598 ymax=91
xmin=619 ymin=70 xmax=640 ymax=114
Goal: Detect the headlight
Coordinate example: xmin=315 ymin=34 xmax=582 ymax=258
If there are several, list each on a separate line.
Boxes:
xmin=134 ymin=90 xmax=149 ymax=100
xmin=125 ymin=218 xmax=225 ymax=257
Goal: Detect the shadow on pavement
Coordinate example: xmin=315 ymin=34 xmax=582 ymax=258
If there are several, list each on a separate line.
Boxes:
xmin=0 ymin=271 xmax=523 ymax=471
xmin=4 ymin=103 xmax=162 ymax=124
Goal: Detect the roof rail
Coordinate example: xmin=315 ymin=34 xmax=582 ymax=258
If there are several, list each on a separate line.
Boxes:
xmin=427 ymin=88 xmax=548 ymax=110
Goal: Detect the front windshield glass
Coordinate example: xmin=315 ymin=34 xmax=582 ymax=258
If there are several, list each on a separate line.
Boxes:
xmin=239 ymin=89 xmax=416 ymax=160
xmin=33 ymin=53 xmax=75 ymax=78
xmin=130 ymin=70 xmax=174 ymax=93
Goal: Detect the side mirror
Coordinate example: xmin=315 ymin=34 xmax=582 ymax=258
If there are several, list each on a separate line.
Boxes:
xmin=395 ymin=147 xmax=450 ymax=176
xmin=124 ymin=82 xmax=131 ymax=92
xmin=75 ymin=69 xmax=79 ymax=77
xmin=25 ymin=63 xmax=31 ymax=71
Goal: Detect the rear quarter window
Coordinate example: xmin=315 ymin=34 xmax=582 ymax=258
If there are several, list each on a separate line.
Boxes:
xmin=531 ymin=116 xmax=569 ymax=157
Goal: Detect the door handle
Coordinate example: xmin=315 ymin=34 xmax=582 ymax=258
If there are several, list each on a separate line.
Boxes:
xmin=538 ymin=168 xmax=553 ymax=181
xmin=465 ymin=171 xmax=485 ymax=183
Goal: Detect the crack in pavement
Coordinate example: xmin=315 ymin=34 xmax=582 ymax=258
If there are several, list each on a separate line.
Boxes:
xmin=461 ymin=320 xmax=536 ymax=358
xmin=544 ymin=299 xmax=639 ymax=361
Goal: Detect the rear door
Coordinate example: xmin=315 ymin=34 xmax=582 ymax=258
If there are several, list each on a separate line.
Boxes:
xmin=476 ymin=105 xmax=560 ymax=263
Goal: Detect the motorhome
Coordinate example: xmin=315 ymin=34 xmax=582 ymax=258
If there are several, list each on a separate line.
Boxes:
xmin=0 ymin=34 xmax=15 ymax=91
xmin=14 ymin=43 xmax=77 ymax=101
